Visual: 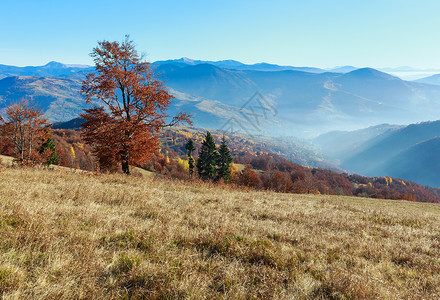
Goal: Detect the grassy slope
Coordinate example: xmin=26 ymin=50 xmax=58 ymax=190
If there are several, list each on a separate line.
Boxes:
xmin=0 ymin=167 xmax=440 ymax=299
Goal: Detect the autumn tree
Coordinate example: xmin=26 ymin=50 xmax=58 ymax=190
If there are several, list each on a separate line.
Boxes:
xmin=216 ymin=136 xmax=233 ymax=182
xmin=1 ymin=99 xmax=50 ymax=164
xmin=185 ymin=138 xmax=196 ymax=176
xmin=229 ymin=162 xmax=239 ymax=182
xmin=237 ymin=165 xmax=262 ymax=189
xmin=81 ymin=36 xmax=190 ymax=174
xmin=196 ymin=131 xmax=218 ymax=181
xmin=0 ymin=115 xmax=13 ymax=156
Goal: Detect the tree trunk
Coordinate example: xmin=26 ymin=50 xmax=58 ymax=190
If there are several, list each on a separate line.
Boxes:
xmin=122 ymin=160 xmax=130 ymax=175
xmin=121 ymin=143 xmax=130 ymax=175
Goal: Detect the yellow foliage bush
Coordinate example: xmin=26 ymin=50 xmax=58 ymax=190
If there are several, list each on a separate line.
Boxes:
xmin=69 ymin=146 xmax=75 ymax=159
xmin=230 ymin=162 xmax=239 ymax=182
xmin=177 ymin=158 xmax=189 ymax=171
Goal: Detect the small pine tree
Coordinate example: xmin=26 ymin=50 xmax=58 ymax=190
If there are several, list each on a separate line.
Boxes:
xmin=39 ymin=137 xmax=59 ymax=166
xmin=196 ymin=132 xmax=218 ymax=181
xmin=217 ymin=136 xmax=233 ymax=182
xmin=188 ymin=156 xmax=195 ymax=176
xmin=185 ymin=139 xmax=196 ymax=176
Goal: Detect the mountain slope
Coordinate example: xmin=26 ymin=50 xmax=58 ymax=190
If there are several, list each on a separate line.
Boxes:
xmin=0 ymin=76 xmax=84 ymax=122
xmin=414 ymin=74 xmax=440 ymax=86
xmin=342 ymin=120 xmax=440 ymax=172
xmin=377 ymin=137 xmax=440 ymax=187
xmin=335 ymin=121 xmax=440 ymax=187
xmin=159 ymin=64 xmax=259 ymax=107
xmin=313 ymin=124 xmax=402 ymax=159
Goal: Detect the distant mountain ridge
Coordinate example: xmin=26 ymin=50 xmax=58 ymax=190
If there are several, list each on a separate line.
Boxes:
xmin=155 ymin=63 xmax=440 ymax=136
xmin=2 ymin=60 xmax=440 ymax=137
xmin=414 ymin=74 xmax=440 ymax=86
xmin=4 ymin=59 xmax=440 ymax=79
xmin=0 ymin=61 xmax=93 ymax=80
xmin=153 ymin=58 xmax=327 ymax=73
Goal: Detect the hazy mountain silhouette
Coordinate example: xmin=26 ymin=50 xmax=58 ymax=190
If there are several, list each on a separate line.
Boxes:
xmin=313 ymin=124 xmax=402 ymax=159
xmin=323 ymin=121 xmax=440 ymax=186
xmin=157 ymin=64 xmax=440 ymax=135
xmin=0 ymin=75 xmax=259 ymax=132
xmin=0 ymin=61 xmax=93 ymax=80
xmin=377 ymin=137 xmax=440 ymax=187
xmin=328 ymin=66 xmax=358 ymax=73
xmin=414 ymin=74 xmax=440 ymax=86
xmin=153 ymin=58 xmax=325 ymax=73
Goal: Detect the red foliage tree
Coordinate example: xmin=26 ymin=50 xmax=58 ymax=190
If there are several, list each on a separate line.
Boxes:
xmin=261 ymin=170 xmax=293 ymax=193
xmin=238 ymin=165 xmax=262 ymax=189
xmin=81 ymin=36 xmax=191 ymax=174
xmin=0 ymin=99 xmax=50 ymax=164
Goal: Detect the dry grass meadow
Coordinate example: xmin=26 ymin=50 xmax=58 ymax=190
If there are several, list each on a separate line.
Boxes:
xmin=0 ymin=164 xmax=440 ymax=299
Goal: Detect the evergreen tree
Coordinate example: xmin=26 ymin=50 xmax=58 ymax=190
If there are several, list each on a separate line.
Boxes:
xmin=39 ymin=137 xmax=59 ymax=166
xmin=196 ymin=131 xmax=218 ymax=181
xmin=217 ymin=136 xmax=233 ymax=182
xmin=185 ymin=138 xmax=196 ymax=176
xmin=188 ymin=156 xmax=195 ymax=177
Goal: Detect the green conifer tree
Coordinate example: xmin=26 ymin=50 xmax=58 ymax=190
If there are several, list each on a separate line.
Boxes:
xmin=217 ymin=136 xmax=233 ymax=182
xmin=39 ymin=137 xmax=59 ymax=166
xmin=185 ymin=138 xmax=196 ymax=176
xmin=196 ymin=131 xmax=218 ymax=181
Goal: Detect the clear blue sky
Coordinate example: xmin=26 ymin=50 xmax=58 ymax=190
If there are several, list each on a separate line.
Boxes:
xmin=1 ymin=0 xmax=440 ymax=68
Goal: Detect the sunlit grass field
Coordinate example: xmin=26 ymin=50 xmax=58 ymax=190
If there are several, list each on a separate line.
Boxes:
xmin=0 ymin=165 xmax=439 ymax=299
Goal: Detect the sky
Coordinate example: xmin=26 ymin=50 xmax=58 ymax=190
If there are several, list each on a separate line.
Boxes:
xmin=1 ymin=0 xmax=440 ymax=69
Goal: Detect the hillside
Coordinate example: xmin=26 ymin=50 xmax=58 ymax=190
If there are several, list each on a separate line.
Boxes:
xmin=3 ymin=126 xmax=438 ymax=202
xmin=0 ymin=75 xmax=259 ymax=133
xmin=313 ymin=123 xmax=402 ymax=159
xmin=377 ymin=137 xmax=440 ymax=188
xmin=339 ymin=121 xmax=440 ymax=186
xmin=50 ymin=118 xmax=328 ymax=169
xmin=414 ymin=74 xmax=440 ymax=86
xmin=314 ymin=121 xmax=440 ymax=187
xmin=0 ymin=76 xmax=84 ymax=122
xmin=0 ymin=166 xmax=439 ymax=298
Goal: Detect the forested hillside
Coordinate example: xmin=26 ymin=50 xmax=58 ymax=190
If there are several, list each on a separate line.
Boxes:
xmin=3 ymin=127 xmax=437 ymax=203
